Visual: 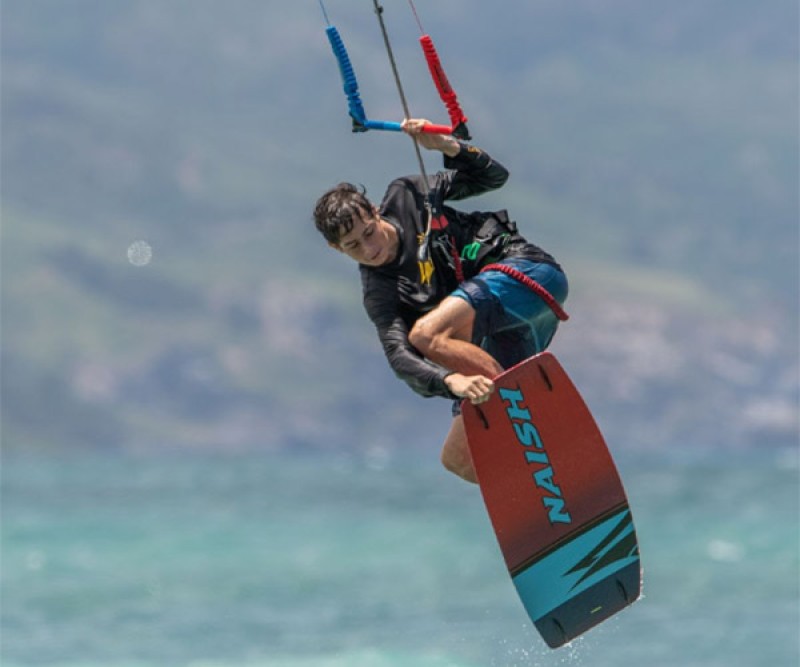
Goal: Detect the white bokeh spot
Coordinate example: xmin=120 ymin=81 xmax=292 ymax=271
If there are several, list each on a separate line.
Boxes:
xmin=127 ymin=240 xmax=153 ymax=266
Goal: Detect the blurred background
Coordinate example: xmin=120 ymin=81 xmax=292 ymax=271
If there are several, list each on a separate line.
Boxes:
xmin=2 ymin=2 xmax=798 ymax=666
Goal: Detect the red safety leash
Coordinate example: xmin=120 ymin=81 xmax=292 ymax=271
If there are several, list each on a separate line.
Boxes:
xmin=480 ymin=263 xmax=569 ymax=321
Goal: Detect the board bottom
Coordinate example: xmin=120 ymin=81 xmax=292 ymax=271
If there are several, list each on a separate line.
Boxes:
xmin=533 ymin=560 xmax=642 ymax=648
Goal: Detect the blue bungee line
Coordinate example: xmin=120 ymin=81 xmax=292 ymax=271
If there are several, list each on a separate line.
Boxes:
xmin=318 ymin=0 xmax=402 ymax=133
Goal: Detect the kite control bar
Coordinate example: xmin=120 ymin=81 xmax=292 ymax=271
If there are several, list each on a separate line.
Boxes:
xmin=320 ymin=2 xmax=470 ymax=138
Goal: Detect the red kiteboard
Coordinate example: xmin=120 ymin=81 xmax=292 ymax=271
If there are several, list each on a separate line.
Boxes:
xmin=462 ymin=352 xmax=642 ymax=648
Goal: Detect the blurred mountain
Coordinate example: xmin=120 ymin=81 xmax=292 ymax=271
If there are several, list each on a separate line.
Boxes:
xmin=2 ymin=0 xmax=797 ymax=452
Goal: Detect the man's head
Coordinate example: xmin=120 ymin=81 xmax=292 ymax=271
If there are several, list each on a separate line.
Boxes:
xmin=313 ymin=183 xmax=399 ymax=267
xmin=313 ymin=183 xmax=373 ymax=245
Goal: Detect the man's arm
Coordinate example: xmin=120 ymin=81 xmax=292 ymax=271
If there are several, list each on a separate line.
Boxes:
xmin=403 ymin=118 xmax=509 ymax=202
xmin=376 ymin=312 xmax=458 ymax=399
xmin=362 ymin=270 xmax=457 ymax=399
xmin=363 ymin=273 xmax=496 ymax=403
xmin=442 ymin=141 xmax=509 ymax=201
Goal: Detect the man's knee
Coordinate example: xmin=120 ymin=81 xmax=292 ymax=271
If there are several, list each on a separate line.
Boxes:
xmin=409 ymin=297 xmax=475 ymax=355
xmin=441 ymin=447 xmax=478 ymax=484
xmin=440 ymin=421 xmax=478 ymax=484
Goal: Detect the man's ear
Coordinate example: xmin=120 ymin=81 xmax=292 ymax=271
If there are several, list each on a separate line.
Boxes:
xmin=328 ymin=241 xmax=344 ymax=254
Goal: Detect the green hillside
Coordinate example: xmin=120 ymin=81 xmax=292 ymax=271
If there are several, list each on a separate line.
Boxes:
xmin=2 ymin=0 xmax=797 ymax=450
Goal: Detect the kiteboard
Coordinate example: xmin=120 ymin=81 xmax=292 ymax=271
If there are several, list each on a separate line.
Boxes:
xmin=461 ymin=352 xmax=642 ymax=649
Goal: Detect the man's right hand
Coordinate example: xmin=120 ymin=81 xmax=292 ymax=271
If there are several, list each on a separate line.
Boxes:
xmin=444 ymin=373 xmax=495 ymax=404
xmin=402 ymin=118 xmax=461 ymax=157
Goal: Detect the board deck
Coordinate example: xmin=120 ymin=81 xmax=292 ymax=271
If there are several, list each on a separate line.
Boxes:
xmin=461 ymin=352 xmax=642 ymax=648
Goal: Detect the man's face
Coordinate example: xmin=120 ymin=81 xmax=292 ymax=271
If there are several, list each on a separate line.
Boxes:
xmin=333 ymin=208 xmax=398 ymax=267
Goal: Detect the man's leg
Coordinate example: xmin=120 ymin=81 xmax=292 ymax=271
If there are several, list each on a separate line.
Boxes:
xmin=440 ymin=415 xmax=478 ymax=484
xmin=408 ymin=298 xmax=492 ymax=484
xmin=408 ymin=296 xmax=503 ymax=378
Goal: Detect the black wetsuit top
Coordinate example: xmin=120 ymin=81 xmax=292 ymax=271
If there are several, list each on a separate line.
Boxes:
xmin=360 ymin=140 xmax=559 ymax=400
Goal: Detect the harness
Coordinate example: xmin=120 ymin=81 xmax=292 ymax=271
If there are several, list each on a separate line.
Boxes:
xmin=445 ymin=211 xmax=569 ymax=323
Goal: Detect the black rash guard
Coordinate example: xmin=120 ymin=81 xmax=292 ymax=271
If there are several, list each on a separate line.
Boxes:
xmin=359 ymin=140 xmax=560 ymax=400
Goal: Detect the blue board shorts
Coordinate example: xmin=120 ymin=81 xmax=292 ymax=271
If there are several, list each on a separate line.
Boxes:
xmin=451 ymin=257 xmax=569 ymax=372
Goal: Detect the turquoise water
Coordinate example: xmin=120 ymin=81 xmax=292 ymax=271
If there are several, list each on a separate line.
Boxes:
xmin=2 ymin=445 xmax=798 ymax=667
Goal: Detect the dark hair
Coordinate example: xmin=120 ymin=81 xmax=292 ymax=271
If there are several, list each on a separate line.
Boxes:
xmin=313 ymin=182 xmax=374 ymax=245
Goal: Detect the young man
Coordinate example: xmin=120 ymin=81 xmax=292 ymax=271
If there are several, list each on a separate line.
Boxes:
xmin=313 ymin=119 xmax=568 ymax=483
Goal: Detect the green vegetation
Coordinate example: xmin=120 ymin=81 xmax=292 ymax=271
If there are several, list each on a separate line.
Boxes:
xmin=2 ymin=1 xmax=797 ymax=449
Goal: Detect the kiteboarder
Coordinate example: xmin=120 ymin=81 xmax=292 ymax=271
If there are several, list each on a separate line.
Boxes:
xmin=312 ymin=119 xmax=568 ymax=483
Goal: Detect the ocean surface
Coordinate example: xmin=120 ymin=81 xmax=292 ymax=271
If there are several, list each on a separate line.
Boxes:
xmin=2 ymin=444 xmax=798 ymax=667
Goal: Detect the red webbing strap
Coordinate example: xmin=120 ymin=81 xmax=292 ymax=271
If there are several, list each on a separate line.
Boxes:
xmin=450 ymin=242 xmax=465 ymax=283
xmin=480 ymin=263 xmax=569 ymax=321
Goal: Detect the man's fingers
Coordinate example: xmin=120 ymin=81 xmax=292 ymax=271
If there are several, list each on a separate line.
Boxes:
xmin=467 ymin=378 xmax=495 ymax=404
xmin=402 ymin=118 xmax=428 ymax=135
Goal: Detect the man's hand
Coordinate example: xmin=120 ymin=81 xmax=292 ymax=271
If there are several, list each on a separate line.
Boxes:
xmin=402 ymin=118 xmax=460 ymax=157
xmin=444 ymin=373 xmax=495 ymax=404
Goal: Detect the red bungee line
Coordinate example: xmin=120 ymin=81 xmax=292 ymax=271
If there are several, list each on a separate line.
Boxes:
xmin=406 ymin=0 xmax=470 ymax=139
